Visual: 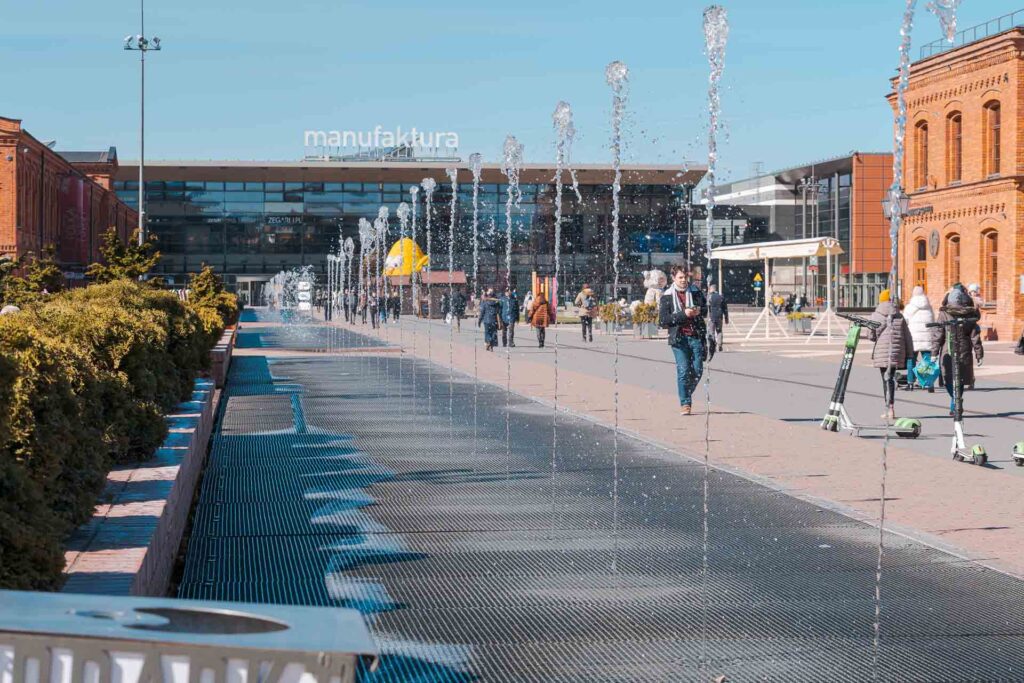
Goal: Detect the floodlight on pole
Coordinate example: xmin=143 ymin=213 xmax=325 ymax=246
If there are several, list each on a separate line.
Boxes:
xmin=123 ymin=0 xmax=162 ymax=247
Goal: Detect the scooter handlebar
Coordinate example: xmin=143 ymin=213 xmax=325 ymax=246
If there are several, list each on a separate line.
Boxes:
xmin=926 ymin=316 xmax=980 ymax=328
xmin=837 ymin=312 xmax=881 ymax=330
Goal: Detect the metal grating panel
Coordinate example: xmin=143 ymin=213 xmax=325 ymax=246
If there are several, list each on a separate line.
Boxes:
xmin=179 ymin=327 xmax=1024 ymax=682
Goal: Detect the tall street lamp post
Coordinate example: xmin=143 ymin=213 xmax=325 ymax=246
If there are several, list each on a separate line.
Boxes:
xmin=123 ymin=0 xmax=161 ymax=246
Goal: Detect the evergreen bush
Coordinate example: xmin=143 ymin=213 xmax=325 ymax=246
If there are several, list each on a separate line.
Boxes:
xmin=0 ymin=278 xmax=234 ymax=589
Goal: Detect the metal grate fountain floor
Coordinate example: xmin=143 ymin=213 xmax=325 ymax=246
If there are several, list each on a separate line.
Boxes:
xmin=179 ymin=320 xmax=1024 ymax=682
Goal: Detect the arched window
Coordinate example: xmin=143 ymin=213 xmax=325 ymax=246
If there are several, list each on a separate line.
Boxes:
xmin=982 ymin=231 xmax=998 ymax=301
xmin=946 ymin=234 xmax=961 ymax=288
xmin=984 ymin=101 xmax=1001 ymax=177
xmin=946 ymin=112 xmax=962 ymax=184
xmin=914 ymin=120 xmax=929 ymax=189
xmin=914 ymin=238 xmax=927 ymax=292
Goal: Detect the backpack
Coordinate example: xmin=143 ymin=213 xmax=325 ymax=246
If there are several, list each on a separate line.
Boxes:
xmin=583 ymin=296 xmax=595 ymax=311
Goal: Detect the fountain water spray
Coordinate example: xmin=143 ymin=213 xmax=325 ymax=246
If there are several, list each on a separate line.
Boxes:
xmin=375 ymin=208 xmax=389 ymax=384
xmin=344 ymin=237 xmax=355 ymax=323
xmin=501 ymin=135 xmax=524 ymax=487
xmin=422 ymin=178 xmax=437 ymax=408
xmin=469 ymin=153 xmax=483 ymax=464
xmin=702 ymin=5 xmax=728 ymax=676
xmin=409 ymin=187 xmax=421 ymax=404
xmin=377 ymin=206 xmax=389 ymax=312
xmin=446 ymin=168 xmax=459 ymax=451
xmin=409 ymin=186 xmax=420 ymax=322
xmin=551 ymin=101 xmax=579 ymax=531
xmin=396 ymin=202 xmax=411 ymax=398
xmin=876 ymin=2 xmax=962 ymax=677
xmin=358 ymin=218 xmax=372 ymax=326
xmin=605 ymin=59 xmax=628 ymax=573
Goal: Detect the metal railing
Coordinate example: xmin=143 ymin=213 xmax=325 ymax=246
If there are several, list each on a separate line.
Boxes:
xmin=920 ymin=9 xmax=1024 ymax=59
xmin=0 ymin=591 xmax=377 ymax=683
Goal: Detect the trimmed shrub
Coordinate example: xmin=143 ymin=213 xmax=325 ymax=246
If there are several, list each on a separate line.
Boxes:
xmin=0 ymin=278 xmax=231 ymax=589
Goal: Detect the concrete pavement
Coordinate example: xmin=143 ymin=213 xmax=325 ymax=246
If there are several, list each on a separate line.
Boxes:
xmin=344 ymin=313 xmax=1024 ymax=578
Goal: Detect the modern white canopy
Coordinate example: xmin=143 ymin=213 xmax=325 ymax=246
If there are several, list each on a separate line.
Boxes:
xmin=709 ymin=236 xmax=845 ymax=342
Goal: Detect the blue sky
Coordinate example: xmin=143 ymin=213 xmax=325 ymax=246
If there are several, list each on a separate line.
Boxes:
xmin=2 ymin=0 xmax=1016 ymax=182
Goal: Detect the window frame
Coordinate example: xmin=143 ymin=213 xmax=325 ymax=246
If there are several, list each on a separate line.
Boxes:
xmin=946 ymin=111 xmax=962 ymax=184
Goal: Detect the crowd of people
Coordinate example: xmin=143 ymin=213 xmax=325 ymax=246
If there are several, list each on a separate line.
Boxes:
xmin=866 ymin=283 xmax=985 ymax=418
xmin=316 ymin=270 xmax=1024 ymax=421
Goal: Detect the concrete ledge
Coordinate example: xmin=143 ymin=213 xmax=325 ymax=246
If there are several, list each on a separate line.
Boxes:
xmin=62 ymin=379 xmax=220 ymax=597
xmin=211 ymin=326 xmax=236 ymax=389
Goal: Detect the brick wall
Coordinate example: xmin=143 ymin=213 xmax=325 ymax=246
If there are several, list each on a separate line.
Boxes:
xmin=889 ymin=29 xmax=1024 ymax=341
xmin=0 ymin=116 xmax=138 ymax=271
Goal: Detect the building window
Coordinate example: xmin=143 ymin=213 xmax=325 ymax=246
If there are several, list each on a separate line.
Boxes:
xmin=984 ymin=101 xmax=1001 ymax=177
xmin=914 ymin=120 xmax=929 ymax=189
xmin=946 ymin=234 xmax=960 ymax=288
xmin=982 ymin=230 xmax=998 ymax=302
xmin=946 ymin=112 xmax=962 ymax=184
xmin=915 ymin=238 xmax=927 ymax=292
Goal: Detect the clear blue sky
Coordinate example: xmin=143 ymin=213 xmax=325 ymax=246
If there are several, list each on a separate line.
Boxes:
xmin=2 ymin=0 xmax=1017 ymax=183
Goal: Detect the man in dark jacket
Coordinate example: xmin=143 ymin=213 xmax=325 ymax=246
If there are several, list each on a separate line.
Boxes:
xmin=931 ymin=284 xmax=984 ymax=416
xmin=452 ymin=290 xmax=467 ymax=332
xmin=478 ymin=288 xmax=501 ymax=351
xmin=658 ymin=264 xmax=708 ymax=415
xmin=706 ymin=283 xmax=728 ymax=355
xmin=499 ymin=288 xmax=520 ymax=347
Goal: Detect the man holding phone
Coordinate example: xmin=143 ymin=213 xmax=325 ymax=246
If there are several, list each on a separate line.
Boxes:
xmin=658 ymin=264 xmax=708 ymax=415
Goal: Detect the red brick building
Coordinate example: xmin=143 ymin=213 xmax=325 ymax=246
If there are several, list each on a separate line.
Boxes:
xmin=891 ymin=25 xmax=1024 ymax=341
xmin=0 ymin=116 xmax=136 ymax=276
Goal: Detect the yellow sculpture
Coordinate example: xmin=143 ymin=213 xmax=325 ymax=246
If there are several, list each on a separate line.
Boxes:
xmin=383 ymin=238 xmax=430 ymax=276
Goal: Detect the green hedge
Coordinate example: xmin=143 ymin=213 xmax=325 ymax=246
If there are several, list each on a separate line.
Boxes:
xmin=0 ymin=280 xmax=237 ymax=589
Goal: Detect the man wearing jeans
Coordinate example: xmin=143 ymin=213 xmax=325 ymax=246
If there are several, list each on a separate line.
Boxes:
xmin=658 ymin=264 xmax=708 ymax=416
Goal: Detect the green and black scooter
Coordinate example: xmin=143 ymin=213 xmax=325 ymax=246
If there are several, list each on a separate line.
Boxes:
xmin=821 ymin=312 xmax=922 ymax=439
xmin=928 ymin=313 xmax=987 ymax=465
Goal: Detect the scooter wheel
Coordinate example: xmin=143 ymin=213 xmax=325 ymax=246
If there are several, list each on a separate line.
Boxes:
xmin=953 ymin=453 xmax=963 ymax=462
xmin=974 ymin=453 xmax=988 ymax=467
xmin=1015 ymin=457 xmax=1024 ymax=468
xmin=896 ymin=424 xmax=921 ymax=439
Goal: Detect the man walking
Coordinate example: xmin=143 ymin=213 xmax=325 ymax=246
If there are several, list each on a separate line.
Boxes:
xmin=706 ymin=283 xmax=728 ymax=355
xmin=499 ymin=288 xmax=520 ymax=348
xmin=659 ymin=264 xmax=708 ymax=416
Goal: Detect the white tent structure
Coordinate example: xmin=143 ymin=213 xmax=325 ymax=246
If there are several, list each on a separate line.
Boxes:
xmin=710 ymin=236 xmax=845 ymax=342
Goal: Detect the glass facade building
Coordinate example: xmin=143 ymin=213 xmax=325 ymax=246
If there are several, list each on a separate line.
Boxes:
xmin=113 ymin=162 xmax=711 ymax=302
xmin=711 ymin=152 xmax=893 ymax=307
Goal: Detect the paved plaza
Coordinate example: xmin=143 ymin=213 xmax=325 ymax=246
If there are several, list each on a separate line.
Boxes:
xmin=179 ymin=309 xmax=1024 ymax=681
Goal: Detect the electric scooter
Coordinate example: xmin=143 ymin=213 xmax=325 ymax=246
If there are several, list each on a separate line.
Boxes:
xmin=927 ymin=314 xmax=987 ymax=466
xmin=821 ymin=312 xmax=922 ymax=439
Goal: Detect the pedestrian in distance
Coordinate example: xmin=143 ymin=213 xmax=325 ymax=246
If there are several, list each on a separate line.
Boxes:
xmin=575 ymin=284 xmax=597 ymax=342
xmin=522 ymin=290 xmax=535 ymax=322
xmin=528 ymin=290 xmax=551 ymax=348
xmin=931 ymin=284 xmax=984 ymax=415
xmin=658 ymin=264 xmax=708 ymax=416
xmin=452 ymin=289 xmax=467 ymax=332
xmin=499 ymin=288 xmax=520 ymax=347
xmin=368 ymin=294 xmax=379 ymax=329
xmin=903 ymin=285 xmax=936 ymax=392
xmin=706 ymin=283 xmax=728 ymax=355
xmin=868 ymin=289 xmax=914 ymax=420
xmin=478 ymin=288 xmax=501 ymax=351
